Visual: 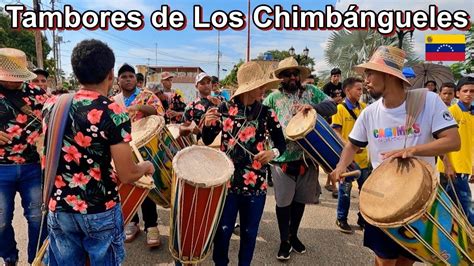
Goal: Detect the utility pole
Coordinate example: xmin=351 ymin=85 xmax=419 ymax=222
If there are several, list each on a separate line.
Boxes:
xmin=217 ymin=31 xmax=221 ymax=79
xmin=246 ymin=0 xmax=251 ymax=62
xmin=33 ymin=0 xmax=44 ymax=68
xmin=51 ymin=0 xmax=59 ymax=87
xmin=155 ymin=43 xmax=158 ymax=66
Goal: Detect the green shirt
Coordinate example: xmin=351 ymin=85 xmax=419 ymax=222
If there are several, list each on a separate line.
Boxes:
xmin=263 ymin=84 xmax=329 ymax=162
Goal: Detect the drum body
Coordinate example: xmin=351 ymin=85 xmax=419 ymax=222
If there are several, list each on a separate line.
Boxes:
xmin=132 ymin=115 xmax=174 ymax=208
xmin=170 ymin=146 xmax=234 ymax=264
xmin=360 ymin=158 xmax=474 ymax=265
xmin=285 ymin=109 xmax=350 ymax=173
xmin=167 ymin=124 xmax=196 ymax=149
xmin=117 ymin=174 xmax=154 ymax=224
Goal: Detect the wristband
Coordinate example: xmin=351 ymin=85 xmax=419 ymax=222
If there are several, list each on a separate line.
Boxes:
xmin=272 ymin=148 xmax=280 ymax=158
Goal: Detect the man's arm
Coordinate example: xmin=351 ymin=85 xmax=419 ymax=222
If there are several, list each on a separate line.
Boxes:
xmin=111 ymin=142 xmax=154 ymax=184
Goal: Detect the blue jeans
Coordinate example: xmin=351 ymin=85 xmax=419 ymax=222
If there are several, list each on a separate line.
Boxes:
xmin=45 ymin=204 xmax=126 ymax=266
xmin=0 ymin=163 xmax=46 ymax=263
xmin=440 ymin=173 xmax=474 ymax=226
xmin=213 ymin=193 xmax=266 ymax=266
xmin=336 ymin=168 xmax=370 ymax=221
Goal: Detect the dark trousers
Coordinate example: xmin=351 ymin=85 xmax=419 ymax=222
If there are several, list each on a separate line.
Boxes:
xmin=131 ymin=197 xmax=158 ymax=230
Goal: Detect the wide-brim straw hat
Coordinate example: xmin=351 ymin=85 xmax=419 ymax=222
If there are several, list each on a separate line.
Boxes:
xmin=0 ymin=48 xmax=37 ymax=82
xmin=232 ymin=61 xmax=281 ymax=99
xmin=353 ymin=46 xmax=411 ymax=87
xmin=273 ymin=57 xmax=311 ymax=79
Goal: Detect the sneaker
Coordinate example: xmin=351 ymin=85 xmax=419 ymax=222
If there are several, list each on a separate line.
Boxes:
xmin=332 ymin=191 xmax=338 ymax=199
xmin=324 ymin=184 xmax=333 ymax=192
xmin=336 ymin=220 xmax=353 ymax=234
xmin=125 ymin=223 xmax=140 ymax=243
xmin=277 ymin=241 xmax=292 ymax=260
xmin=290 ymin=236 xmax=306 ymax=254
xmin=146 ymin=227 xmax=161 ymax=248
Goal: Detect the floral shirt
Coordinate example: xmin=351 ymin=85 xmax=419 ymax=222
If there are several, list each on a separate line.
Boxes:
xmin=263 ymin=84 xmax=329 ymax=162
xmin=165 ymin=90 xmax=187 ymax=124
xmin=183 ymin=96 xmax=218 ymax=125
xmin=42 ymin=89 xmax=132 ymax=214
xmin=125 ymin=88 xmax=165 ymax=122
xmin=0 ymin=83 xmax=46 ymax=164
xmin=202 ymin=99 xmax=286 ymax=195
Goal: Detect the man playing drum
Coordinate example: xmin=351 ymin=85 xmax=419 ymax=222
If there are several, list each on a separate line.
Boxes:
xmin=202 ymin=61 xmax=286 ymax=266
xmin=331 ymin=46 xmax=460 ymax=266
xmin=263 ymin=57 xmax=337 ymax=261
xmin=113 ymin=63 xmax=165 ymax=247
xmin=42 ymin=39 xmax=155 ymax=265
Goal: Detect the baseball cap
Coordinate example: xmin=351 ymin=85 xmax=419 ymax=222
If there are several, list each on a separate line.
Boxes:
xmin=330 ymin=68 xmax=341 ymax=75
xmin=118 ymin=63 xmax=135 ymax=76
xmin=195 ymin=72 xmax=211 ymax=85
xmin=161 ymin=72 xmax=174 ymax=80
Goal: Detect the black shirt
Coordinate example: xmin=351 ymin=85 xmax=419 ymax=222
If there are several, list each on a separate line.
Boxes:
xmin=322 ymin=82 xmax=345 ymax=99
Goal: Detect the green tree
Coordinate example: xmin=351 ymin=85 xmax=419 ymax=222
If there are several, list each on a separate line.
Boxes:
xmin=256 ymin=49 xmax=315 ymax=69
xmin=464 ymin=22 xmax=473 ymax=74
xmin=221 ymin=60 xmax=244 ymax=87
xmin=0 ymin=11 xmax=51 ymax=67
xmin=450 ymin=62 xmax=465 ymax=80
xmin=324 ymin=29 xmax=420 ymax=79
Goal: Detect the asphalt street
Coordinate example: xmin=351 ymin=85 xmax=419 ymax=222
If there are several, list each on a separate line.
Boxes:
xmin=7 ymin=169 xmax=452 ymax=265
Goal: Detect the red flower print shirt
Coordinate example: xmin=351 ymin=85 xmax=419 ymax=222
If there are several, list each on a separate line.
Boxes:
xmin=42 ymin=89 xmax=132 ymax=214
xmin=0 ymin=83 xmax=46 ymax=164
xmin=202 ymin=98 xmax=286 ymax=195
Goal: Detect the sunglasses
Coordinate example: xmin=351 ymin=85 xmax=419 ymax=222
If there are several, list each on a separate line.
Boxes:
xmin=280 ymin=70 xmax=300 ymax=78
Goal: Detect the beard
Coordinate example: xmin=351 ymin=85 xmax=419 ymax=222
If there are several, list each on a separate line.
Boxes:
xmin=282 ymin=80 xmax=301 ymax=93
xmin=368 ymin=89 xmax=383 ymax=100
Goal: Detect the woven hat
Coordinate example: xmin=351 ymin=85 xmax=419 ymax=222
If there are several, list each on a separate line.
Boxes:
xmin=274 ymin=57 xmax=311 ymax=79
xmin=161 ymin=72 xmax=174 ymax=80
xmin=0 ymin=48 xmax=37 ymax=82
xmin=353 ymin=46 xmax=411 ymax=87
xmin=232 ymin=61 xmax=281 ymax=99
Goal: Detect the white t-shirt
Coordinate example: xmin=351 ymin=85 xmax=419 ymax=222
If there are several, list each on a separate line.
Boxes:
xmin=349 ymin=91 xmax=457 ymax=169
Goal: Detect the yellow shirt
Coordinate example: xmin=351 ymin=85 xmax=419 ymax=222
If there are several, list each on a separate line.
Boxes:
xmin=437 ymin=103 xmax=473 ymax=174
xmin=332 ymin=100 xmax=369 ymax=168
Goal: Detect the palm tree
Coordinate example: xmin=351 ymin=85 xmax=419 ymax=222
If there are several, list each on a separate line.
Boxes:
xmin=323 ymin=30 xmax=420 ymax=78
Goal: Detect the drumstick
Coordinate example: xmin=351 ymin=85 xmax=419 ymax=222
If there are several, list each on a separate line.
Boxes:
xmin=130 ymin=142 xmax=154 ymax=187
xmin=340 ymin=170 xmax=361 ymax=178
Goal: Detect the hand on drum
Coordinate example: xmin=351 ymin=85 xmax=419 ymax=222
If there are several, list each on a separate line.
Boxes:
xmin=0 ymin=131 xmax=12 ymax=146
xmin=139 ymin=161 xmax=155 ymax=175
xmin=381 ymin=147 xmax=416 ymax=160
xmin=294 ymin=104 xmax=313 ymax=115
xmin=254 ymin=150 xmax=274 ymax=165
xmin=204 ymin=108 xmax=220 ymax=127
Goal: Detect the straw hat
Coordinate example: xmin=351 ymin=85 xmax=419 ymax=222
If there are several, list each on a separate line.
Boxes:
xmin=353 ymin=46 xmax=411 ymax=87
xmin=232 ymin=61 xmax=281 ymax=99
xmin=273 ymin=57 xmax=311 ymax=79
xmin=0 ymin=48 xmax=37 ymax=82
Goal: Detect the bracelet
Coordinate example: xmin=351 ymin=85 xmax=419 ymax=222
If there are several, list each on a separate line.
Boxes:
xmin=272 ymin=148 xmax=280 ymax=158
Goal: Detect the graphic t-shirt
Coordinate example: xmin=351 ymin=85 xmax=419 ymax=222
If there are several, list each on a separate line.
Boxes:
xmin=349 ymin=92 xmax=457 ymax=169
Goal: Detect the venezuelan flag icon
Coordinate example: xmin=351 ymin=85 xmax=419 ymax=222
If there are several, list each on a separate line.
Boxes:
xmin=425 ymin=34 xmax=466 ymax=61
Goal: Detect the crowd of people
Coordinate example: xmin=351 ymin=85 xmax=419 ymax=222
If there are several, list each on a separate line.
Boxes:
xmin=0 ymin=39 xmax=473 ymax=266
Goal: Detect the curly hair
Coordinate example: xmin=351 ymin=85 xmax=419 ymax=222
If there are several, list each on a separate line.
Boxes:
xmin=71 ymin=39 xmax=115 ymax=85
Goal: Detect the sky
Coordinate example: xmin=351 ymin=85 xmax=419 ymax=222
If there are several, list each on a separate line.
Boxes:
xmin=2 ymin=0 xmax=473 ymax=79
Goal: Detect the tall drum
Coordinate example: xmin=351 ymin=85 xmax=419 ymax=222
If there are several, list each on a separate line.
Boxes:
xmin=360 ymin=158 xmax=474 ymax=265
xmin=170 ymin=146 xmax=234 ymax=264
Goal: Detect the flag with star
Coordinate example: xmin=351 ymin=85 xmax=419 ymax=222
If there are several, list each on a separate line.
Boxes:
xmin=425 ymin=34 xmax=466 ymax=61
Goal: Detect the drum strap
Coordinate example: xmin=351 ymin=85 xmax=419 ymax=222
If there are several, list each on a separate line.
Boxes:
xmin=35 ymin=93 xmax=74 ymax=255
xmin=404 ymin=88 xmax=428 ymax=148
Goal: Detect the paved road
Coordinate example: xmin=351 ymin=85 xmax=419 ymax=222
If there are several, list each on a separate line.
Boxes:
xmin=11 ymin=169 xmax=464 ymax=265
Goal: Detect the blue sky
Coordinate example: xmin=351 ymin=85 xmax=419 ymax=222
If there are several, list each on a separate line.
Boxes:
xmin=2 ymin=0 xmax=472 ymax=79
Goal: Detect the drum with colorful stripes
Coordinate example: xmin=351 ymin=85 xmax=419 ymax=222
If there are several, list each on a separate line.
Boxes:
xmin=285 ymin=109 xmax=356 ymax=173
xmin=360 ymin=158 xmax=474 ymax=265
xmin=170 ymin=146 xmax=234 ymax=264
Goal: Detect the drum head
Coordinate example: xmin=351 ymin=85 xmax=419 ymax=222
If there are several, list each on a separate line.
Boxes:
xmin=166 ymin=124 xmax=180 ymax=139
xmin=131 ymin=115 xmax=164 ymax=148
xmin=172 ymin=146 xmax=234 ymax=187
xmin=285 ymin=109 xmax=317 ymax=140
xmin=360 ymin=158 xmax=437 ymax=227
